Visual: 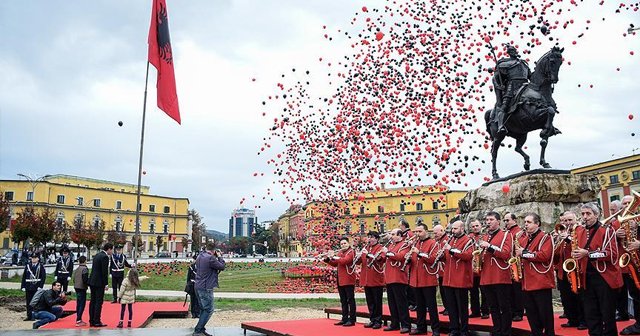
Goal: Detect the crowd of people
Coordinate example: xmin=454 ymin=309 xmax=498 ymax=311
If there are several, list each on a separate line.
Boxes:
xmin=323 ymin=198 xmax=640 ymax=336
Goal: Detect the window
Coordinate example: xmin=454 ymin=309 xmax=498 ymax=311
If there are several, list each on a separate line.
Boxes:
xmin=26 ymin=191 xmax=33 ymax=201
xmin=344 ymin=207 xmax=350 ymax=215
xmin=4 ymin=191 xmax=14 ymax=201
xmin=163 ymin=206 xmax=170 ymax=214
xmin=359 ymin=206 xmax=365 ymax=214
xmin=137 ymin=204 xmax=142 ymax=211
xmin=163 ymin=220 xmax=169 ymax=234
xmin=610 ymin=174 xmax=620 ymax=184
xmin=610 ymin=195 xmax=620 ymax=202
xmin=115 ymin=200 xmax=122 ymax=210
xmin=115 ymin=219 xmax=122 ymax=232
xmin=633 ymin=170 xmax=640 ymax=180
xmin=360 ymin=221 xmax=366 ymax=234
xmin=432 ymin=201 xmax=439 ymax=210
xmin=400 ymin=202 xmax=406 ymax=212
xmin=93 ymin=199 xmax=101 ymax=207
xmin=377 ymin=221 xmax=386 ymax=233
xmin=149 ymin=221 xmax=156 ymax=233
xmin=344 ymin=221 xmax=351 ymax=234
xmin=149 ymin=204 xmax=156 ymax=212
xmin=93 ymin=216 xmax=101 ymax=230
xmin=378 ymin=206 xmax=384 ymax=213
xmin=77 ymin=197 xmax=84 ymax=206
xmin=416 ymin=203 xmax=423 ymax=211
xmin=57 ymin=195 xmax=65 ymax=204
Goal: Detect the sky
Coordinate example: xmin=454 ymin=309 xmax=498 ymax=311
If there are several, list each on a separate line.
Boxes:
xmin=0 ymin=1 xmax=638 ymax=233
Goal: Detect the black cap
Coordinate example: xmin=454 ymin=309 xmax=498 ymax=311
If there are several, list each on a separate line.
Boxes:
xmin=30 ymin=253 xmax=40 ymax=259
xmin=115 ymin=245 xmax=123 ymax=250
xmin=61 ymin=246 xmax=70 ymax=253
xmin=367 ymin=231 xmax=380 ymax=239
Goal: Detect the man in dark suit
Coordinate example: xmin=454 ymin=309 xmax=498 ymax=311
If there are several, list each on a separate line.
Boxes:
xmin=88 ymin=243 xmax=113 ymax=327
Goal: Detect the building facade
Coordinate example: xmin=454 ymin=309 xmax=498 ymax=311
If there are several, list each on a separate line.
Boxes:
xmin=275 ymin=204 xmax=304 ymax=257
xmin=0 ymin=174 xmax=190 ymax=256
xmin=228 ymin=208 xmax=258 ymax=238
xmin=572 ymin=154 xmax=640 ymax=217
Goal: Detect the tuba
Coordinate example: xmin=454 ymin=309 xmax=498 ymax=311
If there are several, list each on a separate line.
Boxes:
xmin=562 ymin=226 xmax=581 ymax=294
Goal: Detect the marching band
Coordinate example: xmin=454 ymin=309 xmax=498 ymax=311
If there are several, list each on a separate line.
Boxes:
xmin=320 ymin=194 xmax=640 ymax=336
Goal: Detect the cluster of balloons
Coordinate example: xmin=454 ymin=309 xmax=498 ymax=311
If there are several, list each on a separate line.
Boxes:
xmin=249 ymin=0 xmax=637 ymax=233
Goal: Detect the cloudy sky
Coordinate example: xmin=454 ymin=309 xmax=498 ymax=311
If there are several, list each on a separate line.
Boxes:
xmin=0 ymin=1 xmax=638 ymax=233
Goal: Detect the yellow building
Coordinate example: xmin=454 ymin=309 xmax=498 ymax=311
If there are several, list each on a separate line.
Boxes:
xmin=0 ymin=174 xmax=189 ymax=256
xmin=302 ymin=184 xmax=467 ymax=252
xmin=276 ymin=204 xmax=305 ymax=257
xmin=572 ymin=154 xmax=640 ymax=217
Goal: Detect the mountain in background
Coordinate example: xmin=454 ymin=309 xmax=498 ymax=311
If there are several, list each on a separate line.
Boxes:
xmin=206 ymin=229 xmax=228 ymax=241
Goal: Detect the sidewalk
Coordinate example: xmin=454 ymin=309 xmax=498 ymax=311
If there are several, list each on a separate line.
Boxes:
xmin=0 ymin=282 xmax=370 ymax=299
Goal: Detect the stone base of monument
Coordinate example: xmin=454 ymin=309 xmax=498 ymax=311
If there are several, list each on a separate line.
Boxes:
xmin=459 ymin=169 xmax=600 ymax=229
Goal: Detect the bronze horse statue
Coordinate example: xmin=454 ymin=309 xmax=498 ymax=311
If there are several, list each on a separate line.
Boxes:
xmin=484 ymin=46 xmax=564 ymax=179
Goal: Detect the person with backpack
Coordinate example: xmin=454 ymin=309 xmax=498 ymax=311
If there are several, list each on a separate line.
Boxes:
xmin=31 ymin=281 xmax=67 ymax=329
xmin=21 ymin=253 xmax=46 ymax=321
xmin=73 ymin=255 xmax=89 ymax=327
xmin=186 ymin=254 xmax=200 ymax=318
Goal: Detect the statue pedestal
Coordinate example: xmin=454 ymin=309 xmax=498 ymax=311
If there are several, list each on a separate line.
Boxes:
xmin=459 ymin=170 xmax=600 ymax=230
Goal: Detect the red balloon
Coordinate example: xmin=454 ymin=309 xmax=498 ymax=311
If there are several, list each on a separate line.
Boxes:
xmin=629 ymin=114 xmax=634 ymax=120
xmin=502 ymin=184 xmax=510 ymax=193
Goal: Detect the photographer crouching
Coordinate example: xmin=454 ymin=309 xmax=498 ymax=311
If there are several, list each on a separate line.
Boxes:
xmin=32 ymin=281 xmax=68 ymax=329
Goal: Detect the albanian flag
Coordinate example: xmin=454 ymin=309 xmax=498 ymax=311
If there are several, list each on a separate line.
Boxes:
xmin=148 ymin=0 xmax=181 ymax=124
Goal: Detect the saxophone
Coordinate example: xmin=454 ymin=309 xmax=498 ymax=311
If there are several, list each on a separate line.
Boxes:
xmin=618 ymin=214 xmax=640 ymax=289
xmin=562 ymin=226 xmax=581 ymax=294
xmin=472 ymin=235 xmax=484 ymax=273
xmin=508 ymin=232 xmax=523 ymax=282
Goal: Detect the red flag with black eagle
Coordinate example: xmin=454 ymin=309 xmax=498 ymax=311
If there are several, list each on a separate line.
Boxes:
xmin=148 ymin=0 xmax=181 ymax=124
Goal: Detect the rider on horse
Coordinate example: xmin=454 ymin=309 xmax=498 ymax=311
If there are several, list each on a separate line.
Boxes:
xmin=492 ymin=44 xmax=531 ymax=135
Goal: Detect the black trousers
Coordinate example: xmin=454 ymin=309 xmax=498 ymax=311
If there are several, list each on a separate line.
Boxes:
xmin=89 ymin=285 xmax=105 ymax=325
xmin=511 ymin=280 xmax=525 ymax=317
xmin=112 ymin=276 xmax=124 ymax=300
xmin=444 ymin=286 xmax=469 ymax=335
xmin=483 ymin=283 xmax=512 ymax=336
xmin=580 ymin=272 xmax=617 ymax=336
xmin=617 ymin=273 xmax=630 ymax=318
xmin=625 ymin=273 xmax=640 ymax=321
xmin=407 ymin=281 xmax=416 ymax=307
xmin=57 ymin=276 xmax=69 ymax=293
xmin=413 ymin=286 xmax=440 ymax=333
xmin=470 ymin=276 xmax=488 ymax=315
xmin=523 ymin=288 xmax=555 ymax=336
xmin=25 ymin=289 xmax=36 ymax=319
xmin=364 ymin=286 xmax=384 ymax=325
xmin=557 ymin=274 xmax=584 ymax=325
xmin=439 ymin=277 xmax=448 ymax=312
xmin=338 ymin=285 xmax=356 ymax=323
xmin=387 ymin=283 xmax=410 ymax=329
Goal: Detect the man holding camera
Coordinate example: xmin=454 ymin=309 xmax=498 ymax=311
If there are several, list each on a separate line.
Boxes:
xmin=193 ymin=242 xmax=225 ymax=336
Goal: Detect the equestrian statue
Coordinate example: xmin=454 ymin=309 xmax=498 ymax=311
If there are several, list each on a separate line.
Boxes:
xmin=484 ymin=45 xmax=564 ymax=179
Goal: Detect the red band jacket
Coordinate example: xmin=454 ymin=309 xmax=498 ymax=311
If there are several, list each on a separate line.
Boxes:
xmin=479 ymin=229 xmax=513 ymax=285
xmin=518 ymin=229 xmax=555 ymax=291
xmin=442 ymin=234 xmax=474 ymax=288
xmin=384 ymin=241 xmax=410 ymax=285
xmin=575 ymin=222 xmax=623 ymax=290
xmin=325 ymin=248 xmax=357 ymax=286
xmin=357 ymin=243 xmax=386 ymax=287
xmin=408 ymin=238 xmax=439 ymax=288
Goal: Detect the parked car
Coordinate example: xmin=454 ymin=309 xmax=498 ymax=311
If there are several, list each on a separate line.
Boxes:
xmin=156 ymin=252 xmax=171 ymax=258
xmin=1 ymin=250 xmax=23 ymax=266
xmin=265 ymin=253 xmax=277 ymax=258
xmin=253 ymin=254 xmax=264 ymax=258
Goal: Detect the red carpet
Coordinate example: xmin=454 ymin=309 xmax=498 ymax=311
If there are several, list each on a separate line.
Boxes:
xmin=40 ymin=300 xmax=187 ymax=329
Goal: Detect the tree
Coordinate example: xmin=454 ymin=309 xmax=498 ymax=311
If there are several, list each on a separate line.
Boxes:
xmin=32 ymin=208 xmax=56 ymax=254
xmin=189 ymin=209 xmax=205 ymax=252
xmin=131 ymin=236 xmax=143 ymax=257
xmin=12 ymin=206 xmax=37 ymax=248
xmin=106 ymin=230 xmax=127 ymax=247
xmin=156 ymin=235 xmax=164 ymax=254
xmin=0 ymin=192 xmax=10 ymax=233
xmin=181 ymin=237 xmax=189 ymax=255
xmin=52 ymin=220 xmax=71 ymax=249
xmin=228 ymin=236 xmax=250 ymax=254
xmin=90 ymin=219 xmax=106 ymax=252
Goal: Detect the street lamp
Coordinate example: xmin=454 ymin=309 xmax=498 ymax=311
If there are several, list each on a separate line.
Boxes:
xmin=17 ymin=174 xmax=51 ymax=203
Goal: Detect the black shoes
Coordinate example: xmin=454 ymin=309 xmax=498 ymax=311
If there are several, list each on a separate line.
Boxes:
xmin=363 ymin=322 xmax=374 ymax=328
xmin=440 ymin=309 xmax=449 ymax=315
xmin=409 ymin=329 xmax=428 ymax=335
xmin=372 ymin=324 xmax=382 ymax=329
xmin=512 ymin=315 xmax=523 ymax=322
xmin=408 ymin=305 xmax=417 ymax=311
xmin=342 ymin=321 xmax=355 ymax=327
xmin=90 ymin=323 xmax=107 ymax=327
xmin=400 ymin=328 xmax=411 ymax=334
xmin=384 ymin=326 xmax=400 ymax=331
xmin=621 ymin=324 xmax=640 ymax=335
xmin=334 ymin=320 xmax=346 ymax=326
xmin=481 ymin=314 xmax=490 ymax=319
xmin=617 ymin=314 xmax=631 ymax=322
xmin=469 ymin=313 xmax=481 ymax=318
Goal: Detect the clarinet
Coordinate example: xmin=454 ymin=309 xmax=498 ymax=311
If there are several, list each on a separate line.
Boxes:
xmin=430 ymin=236 xmax=454 ymax=269
xmin=401 ymin=236 xmax=418 ymax=271
xmin=367 ymin=240 xmax=393 ymax=267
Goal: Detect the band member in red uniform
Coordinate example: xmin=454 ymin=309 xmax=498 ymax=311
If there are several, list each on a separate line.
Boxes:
xmin=468 ymin=219 xmax=489 ymax=319
xmin=478 ymin=211 xmax=514 ymax=336
xmin=399 ymin=219 xmax=416 ymax=311
xmin=356 ymin=231 xmax=385 ymax=329
xmin=553 ymin=211 xmax=586 ymax=330
xmin=324 ymin=237 xmax=357 ymax=327
xmin=618 ymin=194 xmax=640 ymax=336
xmin=432 ymin=224 xmax=449 ymax=315
xmin=573 ymin=202 xmax=623 ymax=336
xmin=442 ymin=220 xmax=474 ymax=336
xmin=382 ymin=228 xmax=412 ymax=333
xmin=609 ymin=200 xmax=632 ymax=322
xmin=505 ymin=212 xmax=525 ymax=322
xmin=515 ymin=213 xmax=555 ymax=336
xmin=407 ymin=223 xmax=441 ymax=336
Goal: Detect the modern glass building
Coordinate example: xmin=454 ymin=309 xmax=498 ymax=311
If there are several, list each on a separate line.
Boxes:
xmin=228 ymin=208 xmax=258 ymax=238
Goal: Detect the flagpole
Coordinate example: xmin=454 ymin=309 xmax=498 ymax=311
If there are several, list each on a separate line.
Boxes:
xmin=133 ymin=61 xmax=151 ymax=265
